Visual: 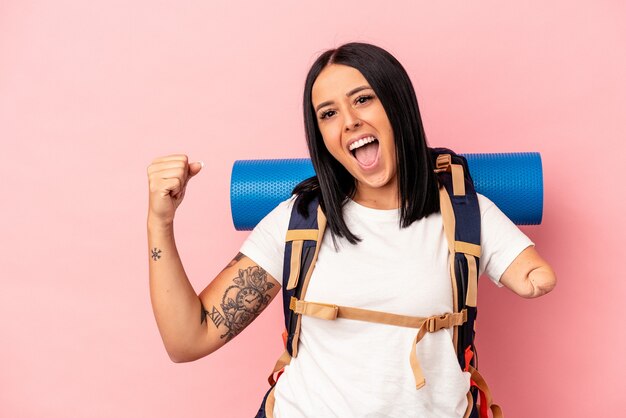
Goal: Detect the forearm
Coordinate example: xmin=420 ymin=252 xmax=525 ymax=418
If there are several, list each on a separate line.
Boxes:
xmin=523 ymin=265 xmax=557 ymax=298
xmin=500 ymin=246 xmax=558 ymax=299
xmin=147 ymin=216 xmax=207 ymax=361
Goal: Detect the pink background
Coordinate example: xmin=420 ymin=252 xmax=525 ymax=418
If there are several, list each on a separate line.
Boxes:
xmin=1 ymin=1 xmax=624 ymax=416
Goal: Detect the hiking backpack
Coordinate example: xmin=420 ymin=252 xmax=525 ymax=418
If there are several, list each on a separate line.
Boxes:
xmin=256 ymin=148 xmax=503 ymax=418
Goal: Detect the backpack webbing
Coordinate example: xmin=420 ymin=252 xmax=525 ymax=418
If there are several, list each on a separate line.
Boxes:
xmin=281 ymin=198 xmax=326 ymax=358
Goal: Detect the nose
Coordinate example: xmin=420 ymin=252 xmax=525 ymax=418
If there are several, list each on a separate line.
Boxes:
xmin=343 ymin=109 xmax=362 ymax=132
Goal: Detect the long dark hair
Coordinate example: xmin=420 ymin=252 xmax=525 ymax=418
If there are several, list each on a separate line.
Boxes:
xmin=293 ymin=42 xmax=439 ymax=244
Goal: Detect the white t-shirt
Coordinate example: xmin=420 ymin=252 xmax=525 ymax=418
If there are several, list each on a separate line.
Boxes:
xmin=241 ymin=193 xmax=534 ymax=418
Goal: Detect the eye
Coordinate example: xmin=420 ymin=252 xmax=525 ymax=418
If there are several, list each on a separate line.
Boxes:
xmin=319 ymin=109 xmax=336 ymax=120
xmin=355 ymin=94 xmax=374 ymax=105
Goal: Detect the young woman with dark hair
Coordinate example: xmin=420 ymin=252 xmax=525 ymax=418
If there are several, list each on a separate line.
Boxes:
xmin=147 ymin=42 xmax=556 ymax=417
xmin=295 ymin=43 xmax=439 ymax=245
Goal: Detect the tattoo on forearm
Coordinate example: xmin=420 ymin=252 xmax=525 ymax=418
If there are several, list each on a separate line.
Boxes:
xmin=151 ymin=248 xmax=162 ymax=261
xmin=201 ymin=302 xmax=210 ymax=325
xmin=203 ymin=265 xmax=274 ymax=342
xmin=201 ymin=302 xmax=225 ymax=327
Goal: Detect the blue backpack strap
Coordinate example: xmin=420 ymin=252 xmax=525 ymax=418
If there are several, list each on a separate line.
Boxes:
xmin=432 ymin=147 xmax=483 ymax=417
xmin=282 ymin=194 xmax=325 ymax=357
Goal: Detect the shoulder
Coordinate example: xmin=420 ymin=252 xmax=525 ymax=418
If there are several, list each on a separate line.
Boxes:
xmin=239 ymin=196 xmax=297 ymax=283
xmin=260 ymin=195 xmax=297 ymax=224
xmin=274 ymin=194 xmax=297 ymax=215
xmin=476 ymin=193 xmax=496 ymax=216
xmin=475 ymin=192 xmax=522 ymax=234
xmin=256 ymin=196 xmax=296 ymax=239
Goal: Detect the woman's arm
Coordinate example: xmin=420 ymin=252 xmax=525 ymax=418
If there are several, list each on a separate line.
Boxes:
xmin=148 ymin=217 xmax=281 ymax=362
xmin=148 ymin=217 xmax=206 ymax=362
xmin=499 ymin=246 xmax=557 ymax=298
xmin=146 ymin=154 xmax=281 ymax=363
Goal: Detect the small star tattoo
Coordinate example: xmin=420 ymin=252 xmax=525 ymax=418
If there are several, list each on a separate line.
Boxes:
xmin=151 ymin=248 xmax=162 ymax=261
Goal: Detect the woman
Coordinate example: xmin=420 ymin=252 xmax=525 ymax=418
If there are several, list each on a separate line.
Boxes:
xmin=147 ymin=43 xmax=556 ymax=417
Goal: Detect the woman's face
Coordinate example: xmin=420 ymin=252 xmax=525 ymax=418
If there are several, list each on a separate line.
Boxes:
xmin=311 ymin=64 xmax=397 ymax=199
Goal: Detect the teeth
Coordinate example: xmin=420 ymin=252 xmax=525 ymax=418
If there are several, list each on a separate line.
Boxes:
xmin=349 ymin=136 xmax=377 ymax=151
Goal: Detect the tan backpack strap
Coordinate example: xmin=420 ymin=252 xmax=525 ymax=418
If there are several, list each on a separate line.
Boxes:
xmin=465 ymin=253 xmax=478 ymax=307
xmin=291 ymin=297 xmax=467 ymax=329
xmin=290 ymin=205 xmax=327 ymax=357
xmin=286 ymin=239 xmax=303 ymax=290
xmin=439 ymin=183 xmax=461 ymax=351
xmin=439 ymin=183 xmax=481 ymax=309
xmin=285 ymin=229 xmax=319 ymax=290
xmin=290 ymin=297 xmax=338 ymax=320
xmin=451 ymin=164 xmax=466 ymax=196
xmin=409 ymin=311 xmax=467 ymax=389
xmin=439 ymin=183 xmax=456 ymax=254
xmin=264 ymin=385 xmax=277 ymax=418
xmin=455 ymin=241 xmax=481 ymax=258
xmin=291 ymin=296 xmax=467 ymax=389
xmin=468 ymin=365 xmax=504 ymax=418
xmin=285 ymin=229 xmax=319 ymax=241
xmin=267 ymin=349 xmax=292 ymax=386
xmin=435 ymin=153 xmax=466 ymax=196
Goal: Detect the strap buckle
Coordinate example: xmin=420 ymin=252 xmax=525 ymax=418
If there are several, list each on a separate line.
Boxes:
xmin=426 ymin=313 xmax=453 ymax=332
xmin=434 ymin=154 xmax=452 ymax=172
xmin=290 ymin=297 xmax=339 ymax=320
xmin=425 ymin=310 xmax=467 ymax=332
xmin=289 ymin=296 xmax=298 ymax=311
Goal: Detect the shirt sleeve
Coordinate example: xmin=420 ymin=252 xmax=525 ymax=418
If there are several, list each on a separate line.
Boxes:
xmin=238 ymin=196 xmax=295 ymax=284
xmin=477 ymin=193 xmax=535 ymax=287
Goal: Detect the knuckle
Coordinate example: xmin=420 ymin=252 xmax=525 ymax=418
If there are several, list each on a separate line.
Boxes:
xmin=150 ymin=154 xmax=188 ymax=164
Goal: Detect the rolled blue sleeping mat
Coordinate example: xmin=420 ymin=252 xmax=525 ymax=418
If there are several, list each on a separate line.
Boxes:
xmin=231 ymin=153 xmax=543 ymax=230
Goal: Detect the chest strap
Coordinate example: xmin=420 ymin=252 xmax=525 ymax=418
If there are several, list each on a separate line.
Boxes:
xmin=289 ymin=297 xmax=467 ymax=389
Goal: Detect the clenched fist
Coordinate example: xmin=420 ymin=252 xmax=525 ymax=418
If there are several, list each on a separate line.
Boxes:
xmin=147 ymin=154 xmax=203 ymax=225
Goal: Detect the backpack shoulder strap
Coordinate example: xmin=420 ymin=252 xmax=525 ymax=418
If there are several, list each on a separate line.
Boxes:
xmin=281 ymin=194 xmax=327 ymax=358
xmin=431 ymin=147 xmax=481 ymax=369
xmin=433 ymin=148 xmax=504 ymax=418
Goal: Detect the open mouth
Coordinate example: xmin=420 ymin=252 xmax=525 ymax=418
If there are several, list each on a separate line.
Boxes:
xmin=349 ymin=136 xmax=379 ymax=167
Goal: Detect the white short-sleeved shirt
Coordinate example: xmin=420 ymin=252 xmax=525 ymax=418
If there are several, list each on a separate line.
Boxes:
xmin=241 ymin=193 xmax=534 ymax=418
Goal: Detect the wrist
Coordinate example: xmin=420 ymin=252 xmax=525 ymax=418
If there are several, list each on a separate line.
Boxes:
xmin=147 ymin=213 xmax=174 ymax=231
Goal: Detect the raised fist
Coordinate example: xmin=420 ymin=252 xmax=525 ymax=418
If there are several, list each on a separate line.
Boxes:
xmin=147 ymin=154 xmax=203 ymax=225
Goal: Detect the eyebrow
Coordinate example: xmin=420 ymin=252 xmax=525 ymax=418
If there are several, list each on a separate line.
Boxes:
xmin=314 ymin=85 xmax=372 ymax=112
xmin=346 ymin=85 xmax=370 ymax=97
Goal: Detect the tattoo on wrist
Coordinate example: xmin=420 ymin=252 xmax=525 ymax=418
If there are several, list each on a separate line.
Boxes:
xmin=151 ymin=248 xmax=162 ymax=261
xmin=202 ymin=265 xmax=274 ymax=342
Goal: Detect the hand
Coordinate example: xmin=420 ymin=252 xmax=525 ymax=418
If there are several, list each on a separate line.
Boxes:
xmin=147 ymin=154 xmax=203 ymax=225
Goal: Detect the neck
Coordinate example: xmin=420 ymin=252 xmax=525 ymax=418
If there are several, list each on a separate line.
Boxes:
xmin=352 ymin=178 xmax=400 ymax=210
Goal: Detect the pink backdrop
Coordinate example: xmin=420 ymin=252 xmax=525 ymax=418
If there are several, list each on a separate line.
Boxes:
xmin=1 ymin=1 xmax=624 ymax=416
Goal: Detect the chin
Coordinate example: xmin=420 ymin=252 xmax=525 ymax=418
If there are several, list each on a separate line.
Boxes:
xmin=357 ymin=174 xmax=393 ymax=189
